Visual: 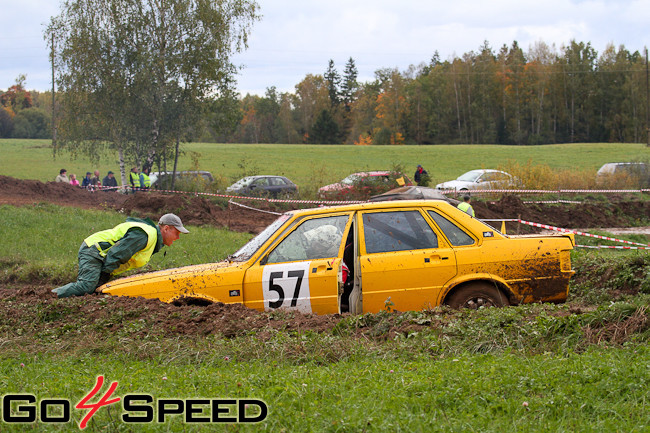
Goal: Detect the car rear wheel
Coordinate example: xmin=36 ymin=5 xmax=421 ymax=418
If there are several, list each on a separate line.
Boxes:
xmin=445 ymin=282 xmax=509 ymax=309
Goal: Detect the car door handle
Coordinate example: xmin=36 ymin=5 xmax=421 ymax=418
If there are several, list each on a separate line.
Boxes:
xmin=424 ymin=256 xmax=449 ymax=264
xmin=312 ymin=264 xmax=331 ymax=273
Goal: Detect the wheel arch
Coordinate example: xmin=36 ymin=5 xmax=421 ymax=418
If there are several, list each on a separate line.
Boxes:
xmin=169 ymin=293 xmax=221 ymax=306
xmin=441 ymin=277 xmax=515 ymax=306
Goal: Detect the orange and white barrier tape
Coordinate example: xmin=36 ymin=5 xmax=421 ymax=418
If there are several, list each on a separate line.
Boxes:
xmin=228 ymin=199 xmax=282 ymax=215
xmin=576 ymin=245 xmax=649 ymax=250
xmin=129 ymin=187 xmax=364 ymax=205
xmin=517 ymin=219 xmax=649 ymax=248
xmin=440 ymin=188 xmax=650 ymax=195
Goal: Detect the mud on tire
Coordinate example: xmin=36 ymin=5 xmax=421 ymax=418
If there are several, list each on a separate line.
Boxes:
xmin=445 ymin=282 xmax=509 ymax=309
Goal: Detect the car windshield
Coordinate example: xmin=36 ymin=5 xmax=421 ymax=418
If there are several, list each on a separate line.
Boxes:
xmin=456 ymin=171 xmax=483 ymax=182
xmin=340 ymin=174 xmax=362 ymax=185
xmin=229 ymin=177 xmax=255 ymax=189
xmin=228 ymin=214 xmax=291 ymax=261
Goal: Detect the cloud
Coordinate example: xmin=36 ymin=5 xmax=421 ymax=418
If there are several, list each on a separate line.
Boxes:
xmin=1 ymin=0 xmax=648 ymax=94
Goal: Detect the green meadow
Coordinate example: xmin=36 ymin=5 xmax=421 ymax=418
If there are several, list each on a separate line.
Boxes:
xmin=2 ymin=139 xmax=649 ymax=189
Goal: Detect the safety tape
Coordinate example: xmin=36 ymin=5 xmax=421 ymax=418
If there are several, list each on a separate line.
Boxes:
xmin=523 ymin=200 xmax=582 ymax=204
xmin=440 ymin=188 xmax=650 ymax=194
xmin=576 ymin=244 xmax=649 ymax=250
xmin=127 ymin=187 xmax=365 ymax=205
xmin=84 ymin=184 xmax=648 ymax=250
xmin=517 ymin=219 xmax=649 ymax=247
xmin=228 ymin=199 xmax=282 ymax=215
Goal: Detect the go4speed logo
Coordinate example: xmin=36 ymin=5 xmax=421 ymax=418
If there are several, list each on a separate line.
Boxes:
xmin=2 ymin=376 xmax=268 ymax=429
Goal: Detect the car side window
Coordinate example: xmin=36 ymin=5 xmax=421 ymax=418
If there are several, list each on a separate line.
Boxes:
xmin=428 ymin=211 xmax=475 ymax=246
xmin=362 ymin=211 xmax=438 ymax=254
xmin=254 ymin=178 xmax=269 ymax=187
xmin=266 ymin=215 xmax=349 ymax=264
xmin=270 ymin=177 xmax=285 ymax=186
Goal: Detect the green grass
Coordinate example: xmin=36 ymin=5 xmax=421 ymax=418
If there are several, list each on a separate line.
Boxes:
xmin=2 ymin=139 xmax=649 ymax=189
xmin=1 ymin=342 xmax=648 ymax=431
xmin=0 ymin=204 xmax=252 ymax=284
xmin=1 ymin=154 xmax=649 ymax=432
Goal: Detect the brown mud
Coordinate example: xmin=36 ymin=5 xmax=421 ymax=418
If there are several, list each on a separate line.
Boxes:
xmin=0 ymin=175 xmax=648 ymax=339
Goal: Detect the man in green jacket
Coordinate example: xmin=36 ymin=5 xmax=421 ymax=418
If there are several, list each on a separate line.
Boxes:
xmin=457 ymin=195 xmax=475 ymax=217
xmin=52 ymin=213 xmax=189 ymax=298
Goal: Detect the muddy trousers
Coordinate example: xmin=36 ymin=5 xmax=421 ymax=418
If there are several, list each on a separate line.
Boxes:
xmin=53 ymin=244 xmax=111 ymax=298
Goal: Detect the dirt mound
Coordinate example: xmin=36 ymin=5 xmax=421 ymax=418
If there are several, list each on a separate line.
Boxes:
xmin=0 ymin=175 xmax=278 ymax=233
xmin=3 ymin=175 xmax=648 ymax=234
xmin=473 ymin=194 xmax=650 ymax=231
xmin=0 ymin=286 xmax=343 ymax=340
xmin=0 ymin=175 xmax=129 ymax=209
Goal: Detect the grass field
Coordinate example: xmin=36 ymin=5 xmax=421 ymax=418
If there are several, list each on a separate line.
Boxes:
xmin=2 ymin=139 xmax=649 ymax=191
xmin=0 ymin=204 xmax=649 ymax=431
xmin=1 ymin=140 xmax=649 ymax=432
xmin=1 ymin=345 xmax=648 ymax=432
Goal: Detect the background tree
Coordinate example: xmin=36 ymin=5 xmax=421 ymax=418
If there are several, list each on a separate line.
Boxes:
xmin=48 ymin=0 xmax=259 ymax=183
xmin=341 ymin=58 xmax=358 ymax=110
xmin=309 ymin=109 xmax=340 ymax=144
xmin=324 ymin=59 xmax=341 ymax=108
xmin=293 ymin=74 xmax=330 ymax=142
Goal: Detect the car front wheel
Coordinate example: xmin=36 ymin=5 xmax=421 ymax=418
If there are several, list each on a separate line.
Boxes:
xmin=445 ymin=282 xmax=509 ymax=309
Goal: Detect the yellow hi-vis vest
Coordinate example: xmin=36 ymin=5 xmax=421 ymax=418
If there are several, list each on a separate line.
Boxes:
xmin=457 ymin=202 xmax=475 ymax=217
xmin=129 ymin=172 xmax=140 ymax=188
xmin=140 ymin=173 xmax=151 ymax=188
xmin=84 ymin=221 xmax=158 ymax=275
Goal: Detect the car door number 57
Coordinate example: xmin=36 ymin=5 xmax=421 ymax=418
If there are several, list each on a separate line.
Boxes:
xmin=267 ymin=269 xmax=305 ymax=308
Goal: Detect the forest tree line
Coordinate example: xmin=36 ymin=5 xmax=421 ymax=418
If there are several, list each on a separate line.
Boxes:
xmin=2 ymin=39 xmax=649 ymax=146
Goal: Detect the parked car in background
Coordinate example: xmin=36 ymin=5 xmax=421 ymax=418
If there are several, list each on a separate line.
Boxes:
xmin=369 ymin=186 xmax=460 ymax=206
xmin=319 ymin=171 xmax=412 ymax=199
xmin=596 ymin=162 xmax=649 ymax=187
xmin=150 ymin=171 xmax=214 ymax=189
xmin=226 ymin=175 xmax=298 ymax=198
xmin=436 ymin=169 xmax=514 ymax=191
xmin=100 ymin=200 xmax=575 ymax=314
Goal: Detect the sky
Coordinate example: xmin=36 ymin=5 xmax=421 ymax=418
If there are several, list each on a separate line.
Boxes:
xmin=2 ymin=0 xmax=649 ymax=96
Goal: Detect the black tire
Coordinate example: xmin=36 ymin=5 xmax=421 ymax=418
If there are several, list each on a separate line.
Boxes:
xmin=445 ymin=282 xmax=509 ymax=309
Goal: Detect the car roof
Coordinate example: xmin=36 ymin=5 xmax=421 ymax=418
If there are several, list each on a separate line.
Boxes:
xmin=284 ymin=199 xmax=454 ymax=217
xmin=350 ymin=171 xmax=393 ymax=176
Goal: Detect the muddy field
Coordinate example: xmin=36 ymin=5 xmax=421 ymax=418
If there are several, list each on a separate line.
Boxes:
xmin=0 ymin=175 xmax=648 ymax=339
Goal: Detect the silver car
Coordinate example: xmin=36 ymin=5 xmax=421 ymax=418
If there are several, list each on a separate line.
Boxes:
xmin=436 ymin=169 xmax=514 ymax=191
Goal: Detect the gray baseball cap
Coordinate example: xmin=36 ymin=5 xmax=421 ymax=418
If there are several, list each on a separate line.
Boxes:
xmin=158 ymin=213 xmax=189 ymax=233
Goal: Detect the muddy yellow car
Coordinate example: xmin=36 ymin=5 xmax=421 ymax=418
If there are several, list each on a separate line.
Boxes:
xmin=99 ymin=200 xmax=575 ymax=314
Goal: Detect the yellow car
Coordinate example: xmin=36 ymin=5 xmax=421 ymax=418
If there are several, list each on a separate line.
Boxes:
xmin=99 ymin=200 xmax=575 ymax=314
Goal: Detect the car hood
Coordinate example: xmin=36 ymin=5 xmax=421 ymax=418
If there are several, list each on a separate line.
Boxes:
xmin=98 ymin=261 xmax=239 ymax=301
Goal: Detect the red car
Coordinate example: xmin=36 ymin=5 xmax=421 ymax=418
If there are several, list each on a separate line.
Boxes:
xmin=318 ymin=171 xmax=413 ymax=200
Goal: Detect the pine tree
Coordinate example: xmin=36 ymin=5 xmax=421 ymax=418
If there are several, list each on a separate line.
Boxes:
xmin=342 ymin=57 xmax=359 ymax=111
xmin=324 ymin=59 xmax=341 ymax=107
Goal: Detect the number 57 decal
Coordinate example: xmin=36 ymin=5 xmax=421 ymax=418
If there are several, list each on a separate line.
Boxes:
xmin=262 ymin=262 xmax=311 ymax=313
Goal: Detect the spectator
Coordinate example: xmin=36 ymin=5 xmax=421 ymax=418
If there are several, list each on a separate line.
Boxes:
xmin=81 ymin=172 xmax=93 ymax=188
xmin=129 ymin=167 xmax=140 ymax=192
xmin=457 ymin=195 xmax=475 ymax=217
xmin=140 ymin=166 xmax=151 ymax=190
xmin=69 ymin=174 xmax=80 ymax=186
xmin=102 ymin=171 xmax=118 ymax=190
xmin=55 ymin=169 xmax=69 ymax=183
xmin=91 ymin=170 xmax=102 ymax=188
xmin=414 ymin=164 xmax=429 ymax=186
